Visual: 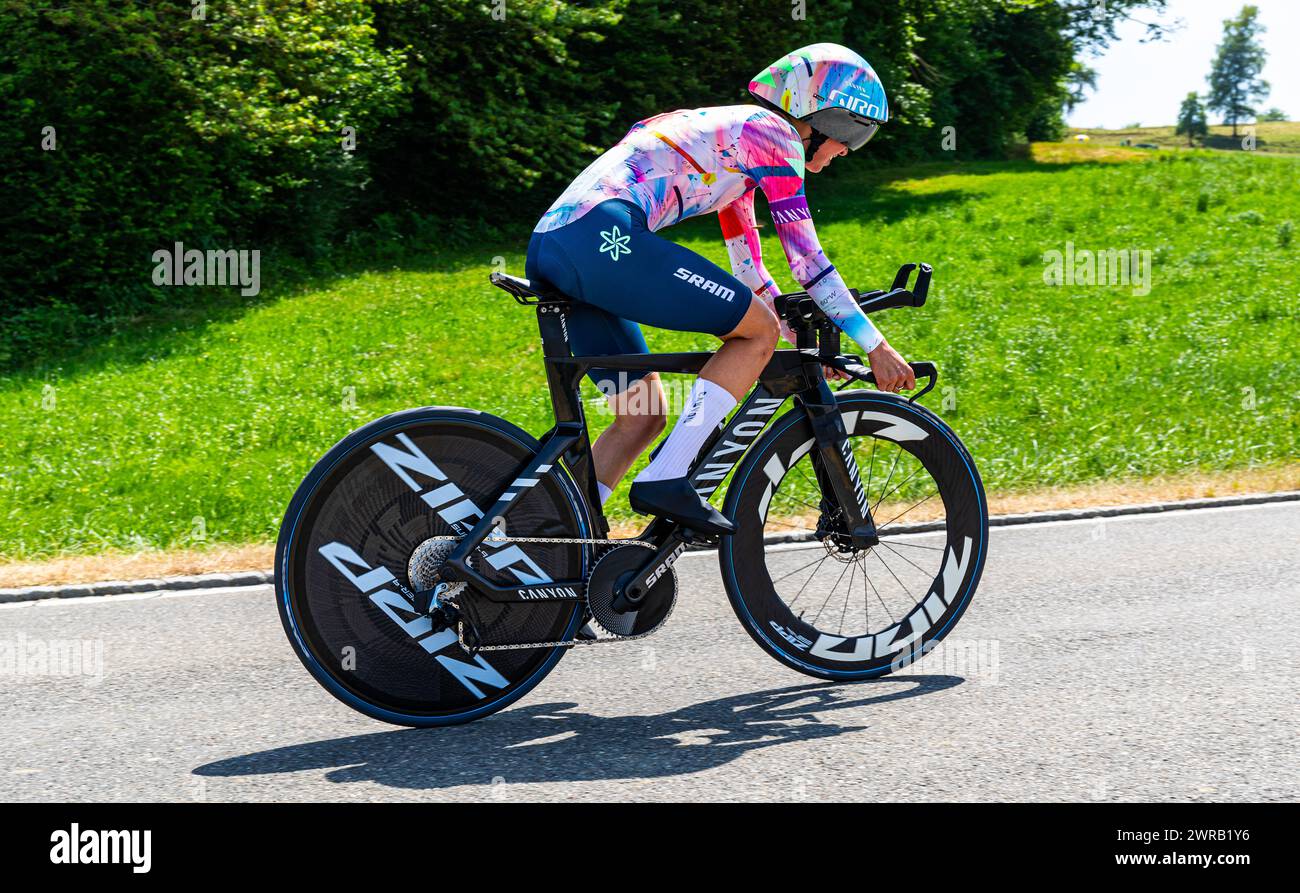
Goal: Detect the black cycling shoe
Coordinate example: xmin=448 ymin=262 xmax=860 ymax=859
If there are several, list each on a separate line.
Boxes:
xmin=628 ymin=476 xmax=736 ymax=535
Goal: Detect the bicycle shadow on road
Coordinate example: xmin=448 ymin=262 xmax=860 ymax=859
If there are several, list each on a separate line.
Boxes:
xmin=194 ymin=676 xmax=962 ymax=794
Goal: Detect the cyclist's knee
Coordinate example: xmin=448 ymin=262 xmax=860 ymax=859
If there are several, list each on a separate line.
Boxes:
xmin=612 ymin=405 xmax=666 ymax=440
xmin=723 ymin=297 xmax=780 ymax=350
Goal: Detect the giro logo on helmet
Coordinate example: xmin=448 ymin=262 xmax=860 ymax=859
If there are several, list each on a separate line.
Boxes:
xmin=828 ymin=89 xmax=883 ymax=121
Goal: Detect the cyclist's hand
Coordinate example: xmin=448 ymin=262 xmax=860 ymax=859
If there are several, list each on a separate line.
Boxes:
xmin=822 ymin=364 xmax=851 ymax=382
xmin=867 ymin=340 xmax=915 ymax=393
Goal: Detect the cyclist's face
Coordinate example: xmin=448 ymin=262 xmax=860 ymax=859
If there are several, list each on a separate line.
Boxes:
xmin=806 ymin=136 xmax=849 ymax=174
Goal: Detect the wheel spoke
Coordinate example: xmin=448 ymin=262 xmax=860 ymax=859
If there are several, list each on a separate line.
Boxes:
xmin=876 ymin=537 xmax=945 ymax=552
xmin=858 ymin=553 xmax=871 ymax=633
xmin=877 ymin=540 xmax=935 ymax=578
xmin=764 ymin=515 xmax=816 ymax=532
xmin=864 ymin=436 xmax=878 ymax=500
xmin=770 ymin=553 xmax=830 ymax=585
xmin=878 ymin=488 xmax=941 ymax=530
xmin=862 ymin=557 xmax=894 ymax=625
xmin=795 ymin=459 xmax=821 ymax=493
xmin=785 ymin=551 xmax=829 ymax=612
xmin=811 ymin=557 xmax=854 ymax=628
xmin=781 ymin=494 xmax=827 ymax=515
xmin=872 ymin=461 xmax=928 ymax=515
xmin=871 ymin=445 xmax=903 ymax=514
xmin=870 ymin=547 xmax=916 ymax=607
xmin=839 ymin=558 xmax=856 ymax=635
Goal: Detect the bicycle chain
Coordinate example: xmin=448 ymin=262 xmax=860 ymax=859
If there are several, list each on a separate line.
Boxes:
xmin=418 ymin=534 xmax=670 ymax=652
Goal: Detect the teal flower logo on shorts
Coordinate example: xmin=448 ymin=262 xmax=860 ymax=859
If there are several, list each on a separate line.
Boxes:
xmin=598 ymin=225 xmax=632 ymax=262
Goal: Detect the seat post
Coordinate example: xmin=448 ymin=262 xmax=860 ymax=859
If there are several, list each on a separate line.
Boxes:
xmin=538 ymin=303 xmax=583 ymax=426
xmin=534 ymin=302 xmax=605 ymax=533
xmin=536 ymin=302 xmax=571 ymax=358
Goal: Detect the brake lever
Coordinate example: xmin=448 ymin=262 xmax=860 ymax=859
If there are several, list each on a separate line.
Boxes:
xmin=891 ymin=263 xmax=917 ymax=292
xmin=828 ymin=356 xmax=939 ymax=403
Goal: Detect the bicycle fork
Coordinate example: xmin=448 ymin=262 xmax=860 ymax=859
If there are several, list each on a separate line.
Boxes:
xmin=800 ymin=380 xmax=879 ymax=549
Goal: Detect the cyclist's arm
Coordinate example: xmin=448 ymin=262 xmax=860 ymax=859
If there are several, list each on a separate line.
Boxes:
xmin=767 ymin=191 xmax=883 ymax=353
xmin=741 ymin=117 xmax=884 ymax=353
xmin=718 ymin=191 xmax=796 ymax=343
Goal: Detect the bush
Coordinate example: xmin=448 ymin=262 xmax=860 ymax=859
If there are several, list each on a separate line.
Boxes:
xmin=360 ymin=0 xmax=625 ymax=227
xmin=0 ymin=0 xmax=1168 ymax=359
xmin=0 ymin=0 xmax=405 ymax=322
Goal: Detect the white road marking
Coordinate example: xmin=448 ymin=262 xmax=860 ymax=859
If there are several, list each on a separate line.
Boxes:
xmin=1 ymin=501 xmax=1292 ymax=609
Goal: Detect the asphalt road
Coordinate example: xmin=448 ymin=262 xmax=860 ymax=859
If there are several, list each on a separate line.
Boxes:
xmin=1 ymin=502 xmax=1296 ymax=803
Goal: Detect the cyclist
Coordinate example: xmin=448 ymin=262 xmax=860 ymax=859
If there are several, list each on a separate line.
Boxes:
xmin=525 ymin=43 xmax=915 ymax=535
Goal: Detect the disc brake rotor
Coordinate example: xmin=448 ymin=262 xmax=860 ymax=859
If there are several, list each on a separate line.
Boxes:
xmin=586 ymin=544 xmax=676 ymax=638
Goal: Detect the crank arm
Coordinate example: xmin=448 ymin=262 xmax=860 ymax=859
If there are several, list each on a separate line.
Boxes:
xmin=611 ymin=532 xmax=691 ymax=612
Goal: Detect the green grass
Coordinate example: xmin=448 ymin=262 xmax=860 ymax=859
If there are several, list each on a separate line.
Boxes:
xmin=3 ymin=144 xmax=1299 ymax=559
xmin=1073 ymin=121 xmax=1300 ymax=155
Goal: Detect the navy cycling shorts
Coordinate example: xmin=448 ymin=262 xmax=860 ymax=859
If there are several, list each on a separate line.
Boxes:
xmin=525 ymin=199 xmax=751 ymax=394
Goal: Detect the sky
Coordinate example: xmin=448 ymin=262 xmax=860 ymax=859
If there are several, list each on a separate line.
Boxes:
xmin=1067 ymin=0 xmax=1299 ymax=129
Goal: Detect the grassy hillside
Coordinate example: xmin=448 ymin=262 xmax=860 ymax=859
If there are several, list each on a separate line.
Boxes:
xmin=2 ymin=142 xmax=1298 ymax=560
xmin=1072 ymin=121 xmax=1300 ymax=154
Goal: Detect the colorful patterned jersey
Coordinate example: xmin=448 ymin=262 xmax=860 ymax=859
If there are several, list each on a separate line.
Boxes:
xmin=535 ymin=105 xmax=883 ymax=352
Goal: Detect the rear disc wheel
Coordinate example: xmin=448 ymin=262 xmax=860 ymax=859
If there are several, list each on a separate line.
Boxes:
xmin=275 ymin=407 xmax=591 ymax=727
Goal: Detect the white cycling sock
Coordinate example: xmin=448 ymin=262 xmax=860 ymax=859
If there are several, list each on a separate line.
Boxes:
xmin=635 ymin=378 xmax=737 ymax=483
xmin=597 ymin=481 xmax=613 ymax=505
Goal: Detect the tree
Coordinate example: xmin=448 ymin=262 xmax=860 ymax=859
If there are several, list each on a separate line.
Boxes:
xmin=1207 ymin=5 xmax=1270 ymax=137
xmin=1258 ymin=108 xmax=1288 ymax=122
xmin=1175 ymin=93 xmax=1209 ymax=145
xmin=1065 ymin=61 xmax=1099 ymax=114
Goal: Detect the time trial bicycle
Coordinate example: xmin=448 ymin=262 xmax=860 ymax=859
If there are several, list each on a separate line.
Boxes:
xmin=275 ymin=262 xmax=988 ymax=726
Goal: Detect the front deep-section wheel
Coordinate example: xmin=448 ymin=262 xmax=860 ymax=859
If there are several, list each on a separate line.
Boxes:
xmin=275 ymin=406 xmax=591 ymax=727
xmin=720 ymin=390 xmax=988 ymax=680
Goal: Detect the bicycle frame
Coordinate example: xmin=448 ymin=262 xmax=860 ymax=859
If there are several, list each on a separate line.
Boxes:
xmin=418 ymin=296 xmax=879 ymax=618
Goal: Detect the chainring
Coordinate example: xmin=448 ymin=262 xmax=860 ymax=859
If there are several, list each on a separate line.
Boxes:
xmin=586 ymin=544 xmax=677 ymax=638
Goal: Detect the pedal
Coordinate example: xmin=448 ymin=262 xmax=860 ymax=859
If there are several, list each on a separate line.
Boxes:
xmin=677 ymin=528 xmax=716 ymax=547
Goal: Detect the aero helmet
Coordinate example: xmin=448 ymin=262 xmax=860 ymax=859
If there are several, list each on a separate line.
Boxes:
xmin=748 ymin=43 xmax=889 ymax=150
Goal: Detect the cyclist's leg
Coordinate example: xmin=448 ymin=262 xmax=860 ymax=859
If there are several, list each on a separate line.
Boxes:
xmin=591 ymin=371 xmax=666 ymax=501
xmin=527 ymin=218 xmax=668 ymax=502
xmin=568 ymin=205 xmax=777 ymax=486
xmin=528 ymin=199 xmax=778 ymax=530
xmin=625 ymin=296 xmax=778 ymax=533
